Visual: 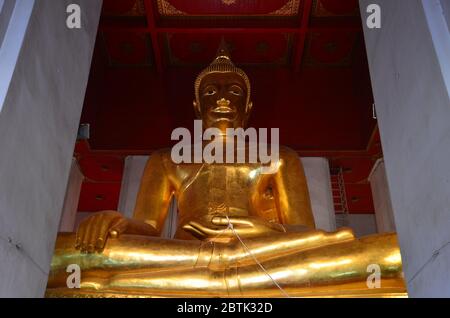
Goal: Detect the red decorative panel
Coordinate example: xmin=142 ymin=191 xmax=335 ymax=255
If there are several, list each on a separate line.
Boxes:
xmin=312 ymin=0 xmax=359 ymax=17
xmin=102 ymin=32 xmax=152 ymax=66
xmin=345 ymin=184 xmax=374 ymax=214
xmin=74 ymin=140 xmax=90 ymax=155
xmin=77 ymin=182 xmax=121 ymax=212
xmin=78 ymin=155 xmax=124 ymax=182
xmin=304 ymin=31 xmax=357 ymax=66
xmin=331 ymin=157 xmax=375 ymax=183
xmin=165 ymin=33 xmax=293 ymax=65
xmin=367 ymin=128 xmax=383 ymax=157
xmin=102 ymin=0 xmax=146 ymax=16
xmin=157 ymin=0 xmax=301 ymax=16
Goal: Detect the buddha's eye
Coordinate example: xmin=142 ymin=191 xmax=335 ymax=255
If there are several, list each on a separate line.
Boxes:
xmin=203 ymin=87 xmax=217 ymax=96
xmin=229 ymin=85 xmax=243 ymax=96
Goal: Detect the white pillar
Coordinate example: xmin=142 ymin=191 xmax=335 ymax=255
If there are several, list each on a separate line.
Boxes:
xmin=347 ymin=214 xmax=377 ymax=237
xmin=0 ymin=0 xmax=102 ymax=297
xmin=368 ymin=159 xmax=396 ymax=233
xmin=0 ymin=0 xmax=34 ymax=112
xmin=118 ymin=156 xmax=149 ymax=219
xmin=361 ymin=0 xmax=450 ymax=297
xmin=58 ymin=159 xmax=84 ymax=232
xmin=119 ymin=156 xmax=336 ymax=236
xmin=301 ymin=158 xmax=336 ymax=232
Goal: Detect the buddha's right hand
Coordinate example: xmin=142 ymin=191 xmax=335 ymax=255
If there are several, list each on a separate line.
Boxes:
xmin=75 ymin=210 xmax=129 ymax=253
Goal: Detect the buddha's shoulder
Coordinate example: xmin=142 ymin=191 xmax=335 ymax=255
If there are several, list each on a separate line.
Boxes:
xmin=278 ymin=145 xmax=299 ymax=160
xmin=148 ymin=148 xmax=195 ymax=172
xmin=151 ymin=148 xmax=172 ymax=156
xmin=147 ymin=148 xmax=173 ymax=165
xmin=147 ymin=146 xmax=300 ymax=165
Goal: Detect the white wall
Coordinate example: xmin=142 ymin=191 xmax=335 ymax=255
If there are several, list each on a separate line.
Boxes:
xmin=361 ymin=0 xmax=450 ymax=297
xmin=347 ymin=214 xmax=377 ymax=237
xmin=0 ymin=0 xmax=102 ymax=297
xmin=58 ymin=159 xmax=84 ymax=232
xmin=117 ymin=156 xmax=149 ymax=219
xmin=301 ymin=157 xmax=336 ymax=232
xmin=0 ymin=0 xmax=34 ymax=113
xmin=368 ymin=159 xmax=396 ymax=233
xmin=0 ymin=0 xmax=16 ymax=46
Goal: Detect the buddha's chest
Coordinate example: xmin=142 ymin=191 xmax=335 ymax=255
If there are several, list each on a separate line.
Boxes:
xmin=175 ymin=164 xmax=262 ymax=218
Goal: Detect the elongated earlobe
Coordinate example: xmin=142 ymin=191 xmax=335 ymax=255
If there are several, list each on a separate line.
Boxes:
xmin=243 ymin=101 xmax=253 ymax=127
xmin=193 ymin=100 xmax=201 ymax=118
xmin=246 ymin=101 xmax=253 ymax=114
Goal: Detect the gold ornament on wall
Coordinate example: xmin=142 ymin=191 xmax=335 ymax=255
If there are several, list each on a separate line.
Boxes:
xmin=221 ymin=0 xmax=237 ymax=5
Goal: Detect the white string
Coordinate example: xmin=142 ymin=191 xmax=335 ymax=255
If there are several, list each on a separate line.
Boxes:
xmin=224 ymin=215 xmax=291 ymax=298
xmin=193 ymin=219 xmax=231 ymax=268
xmin=192 ymin=215 xmax=291 ymax=297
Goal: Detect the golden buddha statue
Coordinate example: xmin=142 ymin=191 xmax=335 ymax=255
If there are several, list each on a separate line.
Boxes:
xmin=46 ymin=44 xmax=406 ymax=298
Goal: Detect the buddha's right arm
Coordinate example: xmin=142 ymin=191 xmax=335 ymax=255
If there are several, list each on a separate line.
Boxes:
xmin=75 ymin=152 xmax=173 ymax=253
xmin=132 ymin=150 xmax=174 ymax=236
xmin=75 ymin=210 xmax=158 ymax=253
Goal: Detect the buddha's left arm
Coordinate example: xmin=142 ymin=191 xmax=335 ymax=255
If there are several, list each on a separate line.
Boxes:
xmin=272 ymin=149 xmax=316 ymax=229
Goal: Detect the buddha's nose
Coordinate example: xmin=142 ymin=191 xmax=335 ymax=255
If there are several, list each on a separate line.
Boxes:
xmin=216 ymin=98 xmax=231 ymax=107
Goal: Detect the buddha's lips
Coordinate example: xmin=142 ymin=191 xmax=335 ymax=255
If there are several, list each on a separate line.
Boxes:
xmin=211 ymin=106 xmax=235 ymax=114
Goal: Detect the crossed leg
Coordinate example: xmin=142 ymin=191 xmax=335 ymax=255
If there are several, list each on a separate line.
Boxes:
xmin=47 ymin=230 xmax=405 ymax=297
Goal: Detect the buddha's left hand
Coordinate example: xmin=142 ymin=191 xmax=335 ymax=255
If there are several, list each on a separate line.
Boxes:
xmin=183 ymin=216 xmax=285 ymax=241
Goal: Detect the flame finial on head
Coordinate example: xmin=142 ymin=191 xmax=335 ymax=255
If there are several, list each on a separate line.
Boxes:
xmin=194 ymin=39 xmax=251 ymax=107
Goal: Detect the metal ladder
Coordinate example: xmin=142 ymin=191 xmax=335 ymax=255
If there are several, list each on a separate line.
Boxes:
xmin=330 ymin=167 xmax=349 ymax=227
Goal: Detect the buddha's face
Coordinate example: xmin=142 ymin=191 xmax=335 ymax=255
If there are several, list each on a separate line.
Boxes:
xmin=196 ymin=72 xmax=251 ymax=132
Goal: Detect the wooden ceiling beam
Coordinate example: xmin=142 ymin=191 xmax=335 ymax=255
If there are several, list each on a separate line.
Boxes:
xmin=99 ymin=25 xmax=361 ymax=34
xmin=100 ymin=1 xmax=361 ymax=72
xmin=293 ymin=0 xmax=313 ymax=72
xmin=144 ymin=0 xmax=163 ymax=73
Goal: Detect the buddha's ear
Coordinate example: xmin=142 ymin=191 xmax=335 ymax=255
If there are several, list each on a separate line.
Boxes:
xmin=193 ymin=100 xmax=201 ymax=118
xmin=246 ymin=101 xmax=253 ymax=116
xmin=244 ymin=101 xmax=253 ymax=126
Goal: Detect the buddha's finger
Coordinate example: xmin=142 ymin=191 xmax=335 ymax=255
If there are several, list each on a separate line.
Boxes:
xmin=75 ymin=223 xmax=84 ymax=249
xmin=182 ymin=223 xmax=229 ymax=240
xmin=94 ymin=216 xmax=116 ymax=250
xmin=109 ymin=218 xmax=128 ymax=238
xmin=211 ymin=216 xmax=252 ymax=227
xmin=182 ymin=224 xmax=207 ymax=240
xmin=188 ymin=221 xmax=232 ymax=238
xmin=75 ymin=218 xmax=90 ymax=250
xmin=81 ymin=219 xmax=95 ymax=253
xmin=75 ymin=226 xmax=84 ymax=250
xmin=86 ymin=215 xmax=104 ymax=252
xmin=185 ymin=221 xmax=212 ymax=235
xmin=90 ymin=215 xmax=110 ymax=251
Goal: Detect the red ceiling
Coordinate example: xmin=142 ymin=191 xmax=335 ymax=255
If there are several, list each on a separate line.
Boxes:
xmin=76 ymin=0 xmax=380 ymax=216
xmin=156 ymin=0 xmax=301 ymax=16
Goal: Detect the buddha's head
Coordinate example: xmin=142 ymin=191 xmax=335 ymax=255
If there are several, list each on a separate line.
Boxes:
xmin=194 ymin=41 xmax=253 ymax=133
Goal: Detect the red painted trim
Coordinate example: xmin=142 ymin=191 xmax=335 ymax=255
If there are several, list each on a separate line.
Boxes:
xmin=293 ymin=0 xmax=313 ymax=72
xmin=144 ymin=0 xmax=164 ymax=73
xmin=301 ymin=0 xmax=314 ymax=30
xmin=293 ymin=33 xmax=306 ymax=72
xmin=99 ymin=25 xmax=361 ymax=34
xmin=157 ymin=27 xmax=304 ymax=34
